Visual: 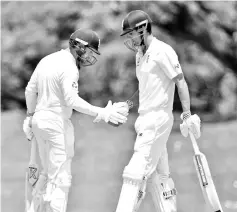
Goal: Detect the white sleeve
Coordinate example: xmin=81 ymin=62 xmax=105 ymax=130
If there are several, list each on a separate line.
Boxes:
xmin=157 ymin=48 xmax=183 ymax=80
xmin=59 ymin=68 xmax=100 ymax=116
xmin=25 ymin=66 xmax=38 ymax=113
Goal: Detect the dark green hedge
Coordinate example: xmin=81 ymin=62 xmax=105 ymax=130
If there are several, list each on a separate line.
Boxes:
xmin=2 ymin=1 xmax=237 ymax=120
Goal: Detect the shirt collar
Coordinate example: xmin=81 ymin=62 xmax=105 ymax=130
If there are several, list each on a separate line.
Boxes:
xmin=137 ymin=37 xmax=156 ymax=58
xmin=146 ymin=37 xmax=157 ymax=54
xmin=62 ymin=48 xmax=76 ymax=64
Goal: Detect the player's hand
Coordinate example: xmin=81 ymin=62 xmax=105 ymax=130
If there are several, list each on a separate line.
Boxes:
xmin=113 ymin=102 xmax=129 ymax=116
xmin=108 ymin=102 xmax=130 ymax=127
xmin=23 ymin=116 xmax=34 ymax=141
xmin=180 ymin=111 xmax=201 ymax=139
xmin=93 ymin=100 xmax=127 ymax=125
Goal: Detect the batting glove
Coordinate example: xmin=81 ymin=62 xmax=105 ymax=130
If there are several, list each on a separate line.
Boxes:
xmin=23 ymin=116 xmax=34 ymax=141
xmin=107 ymin=101 xmax=130 ymax=127
xmin=93 ymin=100 xmax=128 ymax=125
xmin=112 ymin=102 xmax=129 ymax=116
xmin=180 ymin=111 xmax=201 ymax=139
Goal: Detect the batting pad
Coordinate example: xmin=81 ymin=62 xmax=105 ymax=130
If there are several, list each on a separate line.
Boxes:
xmin=115 ymin=178 xmax=142 ymax=212
xmin=147 ymin=173 xmax=177 ymax=212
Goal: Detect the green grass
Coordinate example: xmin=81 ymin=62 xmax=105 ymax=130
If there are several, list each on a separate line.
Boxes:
xmin=1 ymin=110 xmax=237 ymax=212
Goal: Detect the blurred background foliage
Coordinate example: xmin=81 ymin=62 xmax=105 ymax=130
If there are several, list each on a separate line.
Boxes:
xmin=1 ymin=1 xmax=237 ymax=121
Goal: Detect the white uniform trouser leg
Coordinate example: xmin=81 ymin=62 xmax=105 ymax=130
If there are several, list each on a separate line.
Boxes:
xmin=31 ymin=111 xmax=75 ymax=212
xmin=115 ymin=111 xmax=176 ymax=212
xmin=157 ymin=148 xmax=170 ymax=181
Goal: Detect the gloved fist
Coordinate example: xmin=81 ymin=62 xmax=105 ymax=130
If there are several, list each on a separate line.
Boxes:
xmin=112 ymin=102 xmax=129 ymax=116
xmin=108 ymin=102 xmax=130 ymax=127
xmin=23 ymin=116 xmax=34 ymax=141
xmin=93 ymin=100 xmax=128 ymax=125
xmin=180 ymin=111 xmax=201 ymax=139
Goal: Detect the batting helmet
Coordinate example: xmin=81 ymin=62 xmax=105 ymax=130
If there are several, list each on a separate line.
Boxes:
xmin=120 ymin=10 xmax=152 ymax=36
xmin=69 ymin=29 xmax=101 ymax=55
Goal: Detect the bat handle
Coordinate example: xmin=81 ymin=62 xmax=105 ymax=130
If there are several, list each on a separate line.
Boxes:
xmin=189 ymin=131 xmax=200 ymax=154
xmin=29 ymin=137 xmax=37 ymax=165
xmin=125 ymin=100 xmax=134 ymax=110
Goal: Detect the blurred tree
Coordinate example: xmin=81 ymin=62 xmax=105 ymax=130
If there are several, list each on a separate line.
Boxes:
xmin=1 ymin=1 xmax=237 ymax=121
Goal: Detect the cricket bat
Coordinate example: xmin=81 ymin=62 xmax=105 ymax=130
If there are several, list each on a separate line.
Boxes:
xmin=189 ymin=131 xmax=223 ymax=212
xmin=25 ymin=137 xmax=39 ymax=212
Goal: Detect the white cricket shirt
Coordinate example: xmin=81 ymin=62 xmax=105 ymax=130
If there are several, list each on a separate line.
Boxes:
xmin=136 ymin=37 xmax=183 ymax=114
xmin=26 ymin=49 xmax=79 ymax=119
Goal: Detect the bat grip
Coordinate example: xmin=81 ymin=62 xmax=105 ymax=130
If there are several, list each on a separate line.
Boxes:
xmin=189 ymin=131 xmax=200 ymax=154
xmin=29 ymin=137 xmax=37 ymax=164
xmin=125 ymin=100 xmax=134 ymax=110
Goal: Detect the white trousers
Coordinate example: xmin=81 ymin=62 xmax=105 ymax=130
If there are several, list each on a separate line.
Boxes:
xmin=116 ymin=110 xmax=176 ymax=212
xmin=31 ymin=111 xmax=75 ymax=212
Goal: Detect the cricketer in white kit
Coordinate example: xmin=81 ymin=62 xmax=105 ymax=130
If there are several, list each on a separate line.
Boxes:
xmin=23 ymin=28 xmax=128 ymax=212
xmin=114 ymin=10 xmax=201 ymax=212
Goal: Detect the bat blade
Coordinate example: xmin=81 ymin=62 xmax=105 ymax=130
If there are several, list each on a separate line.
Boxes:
xmin=25 ymin=137 xmax=39 ymax=212
xmin=25 ymin=171 xmax=31 ymax=212
xmin=28 ymin=163 xmax=39 ymax=186
xmin=28 ymin=137 xmax=39 ymax=186
xmin=193 ymin=152 xmax=223 ymax=212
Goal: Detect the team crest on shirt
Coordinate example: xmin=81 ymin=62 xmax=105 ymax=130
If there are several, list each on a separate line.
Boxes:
xmin=174 ymin=63 xmax=180 ymax=69
xmin=72 ymin=82 xmax=78 ymax=90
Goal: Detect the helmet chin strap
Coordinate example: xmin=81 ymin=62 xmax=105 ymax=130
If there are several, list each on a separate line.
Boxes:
xmin=124 ymin=28 xmax=147 ymax=52
xmin=135 ymin=31 xmax=146 ymax=53
xmin=76 ymin=57 xmax=81 ymax=70
xmin=75 ymin=49 xmax=91 ymax=69
xmin=76 ymin=53 xmax=97 ymax=68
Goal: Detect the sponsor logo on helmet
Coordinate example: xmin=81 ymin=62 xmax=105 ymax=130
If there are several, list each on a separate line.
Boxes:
xmin=98 ymin=38 xmax=100 ymax=48
xmin=135 ymin=19 xmax=148 ymax=27
xmin=121 ymin=19 xmax=124 ymax=28
xmin=75 ymin=38 xmax=88 ymax=46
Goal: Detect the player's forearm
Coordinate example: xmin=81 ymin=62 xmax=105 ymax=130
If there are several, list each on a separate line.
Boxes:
xmin=25 ymin=90 xmax=37 ymax=114
xmin=175 ymin=78 xmax=191 ymax=112
xmin=69 ymin=95 xmax=101 ymax=117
